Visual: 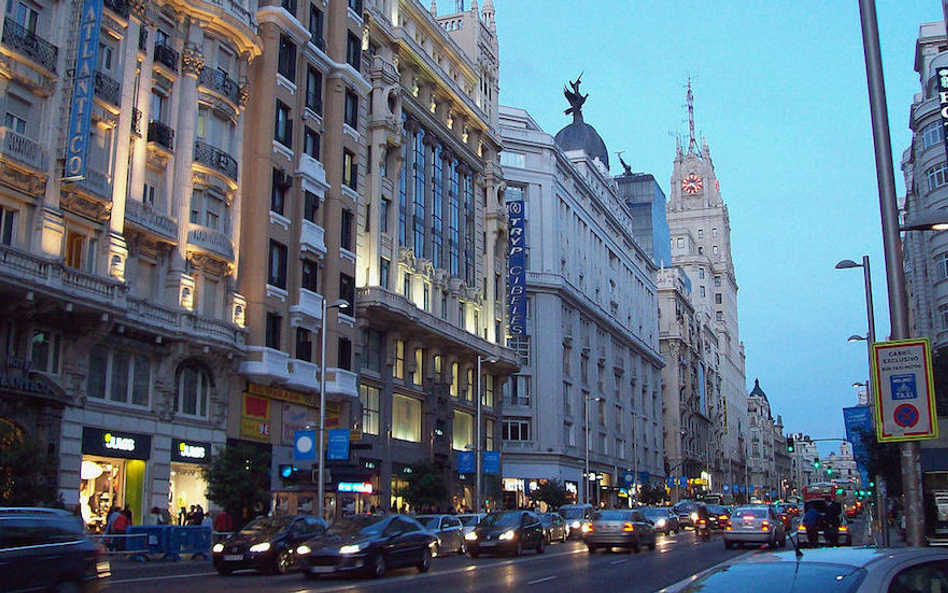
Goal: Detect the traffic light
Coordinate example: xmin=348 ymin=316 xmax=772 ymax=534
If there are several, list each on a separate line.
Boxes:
xmin=279 ymin=463 xmax=300 ymax=484
xmin=786 ymin=437 xmax=794 ymax=453
xmin=869 ymin=481 xmax=875 ymax=488
xmin=826 ymin=467 xmax=833 ymax=475
xmin=814 ymin=458 xmax=821 ymax=469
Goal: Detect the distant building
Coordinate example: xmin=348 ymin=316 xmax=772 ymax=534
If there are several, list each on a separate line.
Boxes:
xmin=616 ymin=173 xmax=673 ymax=268
xmin=823 ymin=442 xmax=860 ymax=487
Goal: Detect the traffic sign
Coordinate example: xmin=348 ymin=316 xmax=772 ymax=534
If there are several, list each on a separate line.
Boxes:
xmin=622 ymin=472 xmax=635 ymax=486
xmin=871 ymin=338 xmax=938 ymax=442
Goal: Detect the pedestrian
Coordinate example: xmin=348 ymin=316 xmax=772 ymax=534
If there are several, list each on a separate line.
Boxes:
xmin=824 ymin=500 xmax=842 ymax=546
xmin=148 ymin=506 xmax=166 ymax=525
xmin=112 ymin=508 xmax=131 ymax=551
xmin=802 ymin=505 xmax=822 ymax=548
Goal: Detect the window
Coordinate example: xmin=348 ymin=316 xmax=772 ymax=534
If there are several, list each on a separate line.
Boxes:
xmin=364 ymin=329 xmax=383 ymax=371
xmin=304 ymin=191 xmax=319 ymax=222
xmin=177 ymin=366 xmax=211 ymax=417
xmin=343 ymin=149 xmax=357 ymax=189
xmin=305 ymin=67 xmax=322 ymax=113
xmin=360 ymin=384 xmax=380 ymax=435
xmin=338 ymin=337 xmax=352 ymax=370
xmin=698 ymin=267 xmax=705 ymax=279
xmin=11 ymin=1 xmax=38 ymax=33
xmin=268 ymin=241 xmax=288 ymax=288
xmin=87 ymin=346 xmax=151 ymax=407
xmin=431 ymin=147 xmax=444 ymax=268
xmin=506 ymin=375 xmax=531 ymax=406
xmin=346 ymin=32 xmax=361 ymax=70
xmin=64 ymin=230 xmax=97 ymax=273
xmin=379 ymin=257 xmax=390 ymax=287
xmin=392 ymin=394 xmax=421 ymax=442
xmin=380 ymin=198 xmax=390 ymax=233
xmin=452 ymin=410 xmax=473 ymax=451
xmin=486 ymin=418 xmax=495 ymax=451
xmin=274 ymin=101 xmax=292 ymax=147
xmin=344 ymin=88 xmax=358 ymax=128
xmin=500 ymin=151 xmax=525 ymax=168
xmin=483 ymin=374 xmax=494 ymax=408
xmin=922 ymin=121 xmax=945 ymax=149
xmin=266 ymin=312 xmax=282 ymax=349
xmin=339 ymin=273 xmax=355 ymax=308
xmin=308 ymin=4 xmax=324 ymax=48
xmin=403 ymin=272 xmax=411 ymax=299
xmin=348 ymin=0 xmax=362 ymax=13
xmin=565 ymin=423 xmax=575 ymax=447
xmin=30 ymin=329 xmax=61 ymax=374
xmin=278 ymin=35 xmax=296 ymax=80
xmin=412 ymin=348 xmax=424 ymax=386
xmin=676 ymin=237 xmax=684 ymax=248
xmin=927 ymin=163 xmax=948 ymax=191
xmin=503 ymin=419 xmax=531 ymax=441
xmin=714 ymin=275 xmax=721 ymax=287
xmin=563 ymin=345 xmax=571 ymax=375
xmin=711 ymin=228 xmax=717 ymax=238
xmin=394 ymin=340 xmax=405 ymax=379
xmin=450 ymin=362 xmax=459 ymax=397
xmin=699 ymin=286 xmax=706 ymax=297
xmin=714 ymin=293 xmax=722 ymax=305
xmin=466 ymin=368 xmax=474 ymax=402
xmin=341 ymin=209 xmax=353 ymax=251
xmin=564 ymin=382 xmax=572 ymax=415
xmin=0 ymin=206 xmax=14 ymax=246
xmin=716 ymin=311 xmax=723 ymax=321
xmin=713 ymin=245 xmax=719 ymax=256
xmin=270 ymin=168 xmax=289 ymax=215
xmin=4 ymin=94 xmax=29 ymax=135
xmin=304 ymin=127 xmax=320 ymax=160
xmin=697 ymin=229 xmax=703 ymax=239
xmin=448 ymin=161 xmax=460 ymax=274
xmin=301 ymin=258 xmax=318 ymax=291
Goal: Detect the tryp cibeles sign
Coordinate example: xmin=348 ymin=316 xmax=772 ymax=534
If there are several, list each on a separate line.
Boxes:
xmin=870 ymin=338 xmax=938 ymax=443
xmin=506 ymin=200 xmax=526 ymax=335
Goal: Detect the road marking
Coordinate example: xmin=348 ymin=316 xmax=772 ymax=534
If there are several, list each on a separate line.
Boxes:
xmin=110 ymin=572 xmax=218 ymax=585
xmin=528 ymin=576 xmax=558 ymax=585
xmin=609 ymin=559 xmax=627 ymax=565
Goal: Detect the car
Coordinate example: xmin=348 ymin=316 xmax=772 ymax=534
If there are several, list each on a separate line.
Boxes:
xmin=796 ymin=500 xmax=853 ymax=547
xmin=723 ymin=505 xmax=786 ymax=549
xmin=583 ymin=509 xmax=657 ymax=553
xmin=706 ymin=504 xmax=731 ymax=530
xmin=661 ymin=546 xmax=948 ymax=593
xmin=458 ymin=513 xmax=486 ymax=536
xmin=296 ymin=514 xmax=436 ymax=579
xmin=538 ymin=512 xmax=569 ymax=543
xmin=773 ymin=503 xmax=794 ymax=532
xmin=674 ymin=501 xmax=700 ymax=529
xmin=415 ymin=514 xmax=466 ymax=556
xmin=212 ymin=515 xmax=327 ymax=575
xmin=0 ymin=507 xmax=110 ymax=593
xmin=641 ymin=507 xmax=680 ymax=535
xmin=558 ymin=503 xmax=594 ymax=538
xmin=465 ymin=510 xmax=545 ymax=557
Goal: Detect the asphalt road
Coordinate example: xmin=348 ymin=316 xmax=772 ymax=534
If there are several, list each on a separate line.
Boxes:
xmin=107 ymin=530 xmax=760 ymax=593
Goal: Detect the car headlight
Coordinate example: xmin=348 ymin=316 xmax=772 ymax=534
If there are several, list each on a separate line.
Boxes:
xmin=498 ymin=530 xmax=515 ymax=541
xmin=296 ymin=545 xmax=311 ymax=556
xmin=212 ymin=543 xmax=224 ymax=553
xmin=249 ymin=542 xmax=271 ymax=553
xmin=571 ymin=521 xmax=581 ymax=529
xmin=581 ymin=522 xmax=592 ymax=533
xmin=339 ymin=543 xmax=364 ymax=554
xmin=655 ymin=519 xmax=666 ymax=527
xmin=690 ymin=512 xmax=698 ymax=521
xmin=465 ymin=531 xmax=478 ymax=541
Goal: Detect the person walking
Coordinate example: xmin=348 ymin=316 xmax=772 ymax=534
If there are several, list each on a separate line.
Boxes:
xmin=802 ymin=505 xmax=823 ymax=548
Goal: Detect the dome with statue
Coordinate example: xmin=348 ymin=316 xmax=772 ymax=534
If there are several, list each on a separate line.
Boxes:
xmin=554 ymin=74 xmax=609 ymax=169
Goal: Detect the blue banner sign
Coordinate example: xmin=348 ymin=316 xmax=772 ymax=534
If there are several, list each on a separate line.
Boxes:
xmin=326 ymin=428 xmax=350 ymax=460
xmin=294 ymin=429 xmax=316 ymax=461
xmin=843 ymin=405 xmax=873 ymax=488
xmin=64 ymin=0 xmax=103 ymax=181
xmin=457 ymin=450 xmax=475 ymax=474
xmin=506 ymin=200 xmax=526 ymax=335
xmin=483 ymin=451 xmax=500 ymax=474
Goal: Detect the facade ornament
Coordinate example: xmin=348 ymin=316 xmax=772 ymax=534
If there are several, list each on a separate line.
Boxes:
xmin=129 ymin=0 xmax=147 ymax=20
xmin=238 ymin=81 xmax=250 ymax=107
xmin=181 ymin=43 xmax=206 ymax=77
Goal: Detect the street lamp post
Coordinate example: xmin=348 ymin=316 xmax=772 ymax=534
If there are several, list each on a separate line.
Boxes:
xmin=317 ymin=298 xmax=349 ymax=521
xmin=475 ymin=355 xmax=498 ymax=513
xmin=584 ymin=394 xmax=604 ymax=505
xmin=631 ymin=411 xmax=640 ymax=506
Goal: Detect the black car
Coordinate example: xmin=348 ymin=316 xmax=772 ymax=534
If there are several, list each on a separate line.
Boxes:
xmin=707 ymin=504 xmax=731 ymax=530
xmin=212 ymin=515 xmax=327 ymax=575
xmin=641 ymin=507 xmax=680 ymax=535
xmin=0 ymin=507 xmax=110 ymax=593
xmin=296 ymin=514 xmax=436 ymax=579
xmin=674 ymin=501 xmax=700 ymax=529
xmin=465 ymin=510 xmax=545 ymax=557
xmin=538 ymin=512 xmax=569 ymax=543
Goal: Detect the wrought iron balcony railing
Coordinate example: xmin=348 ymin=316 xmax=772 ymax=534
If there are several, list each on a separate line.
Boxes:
xmin=1 ymin=20 xmax=58 ymax=73
xmin=193 ymin=140 xmax=237 ymax=181
xmin=131 ymin=108 xmax=142 ymax=136
xmin=103 ymin=0 xmax=130 ymax=19
xmin=94 ymin=71 xmax=121 ymax=106
xmin=197 ymin=67 xmax=239 ymax=105
xmin=154 ymin=42 xmax=178 ymax=71
xmin=147 ymin=120 xmax=175 ymax=151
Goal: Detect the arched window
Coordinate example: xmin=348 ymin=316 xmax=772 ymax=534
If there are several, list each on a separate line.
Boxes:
xmin=176 ymin=364 xmax=212 ymax=417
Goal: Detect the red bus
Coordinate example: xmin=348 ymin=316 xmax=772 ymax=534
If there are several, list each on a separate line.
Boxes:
xmin=802 ymin=482 xmax=837 ymax=502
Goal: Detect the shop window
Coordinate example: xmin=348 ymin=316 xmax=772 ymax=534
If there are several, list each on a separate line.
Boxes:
xmin=30 ymin=328 xmax=61 ymax=374
xmin=86 ymin=346 xmax=151 ymax=407
xmin=360 ymin=384 xmax=379 ymax=435
xmin=392 ymin=394 xmax=421 ymax=442
xmin=452 ymin=410 xmax=473 ymax=451
xmin=176 ymin=365 xmax=211 ymax=418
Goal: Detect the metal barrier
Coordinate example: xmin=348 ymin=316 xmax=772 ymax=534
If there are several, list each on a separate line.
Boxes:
xmin=88 ymin=533 xmax=150 ymax=562
xmin=164 ymin=526 xmax=212 ymax=561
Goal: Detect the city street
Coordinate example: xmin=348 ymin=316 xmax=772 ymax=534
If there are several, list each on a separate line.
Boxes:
xmin=105 ymin=528 xmax=830 ymax=593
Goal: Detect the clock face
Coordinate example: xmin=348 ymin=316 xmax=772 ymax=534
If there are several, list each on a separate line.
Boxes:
xmin=682 ymin=174 xmax=703 ymax=195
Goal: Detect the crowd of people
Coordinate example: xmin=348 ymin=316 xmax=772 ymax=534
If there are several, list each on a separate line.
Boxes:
xmin=801 ymin=499 xmax=844 ymax=546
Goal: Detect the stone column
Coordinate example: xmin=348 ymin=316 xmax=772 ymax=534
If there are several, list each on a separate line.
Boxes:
xmin=126 ymin=0 xmax=154 ymax=207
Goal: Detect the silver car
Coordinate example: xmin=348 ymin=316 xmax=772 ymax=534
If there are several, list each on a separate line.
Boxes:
xmin=416 ymin=514 xmax=466 ymax=556
xmin=582 ymin=509 xmax=657 ymax=553
xmin=458 ymin=513 xmax=486 ymax=537
xmin=722 ymin=505 xmax=786 ymax=549
xmin=661 ymin=547 xmax=948 ymax=593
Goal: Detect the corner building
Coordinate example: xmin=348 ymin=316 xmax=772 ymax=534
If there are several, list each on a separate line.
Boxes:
xmin=353 ymin=0 xmax=517 ymax=512
xmin=0 ymin=0 xmax=258 ymax=525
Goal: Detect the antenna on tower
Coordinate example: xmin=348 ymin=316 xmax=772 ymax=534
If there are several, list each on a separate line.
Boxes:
xmin=684 ymin=75 xmax=699 ymax=155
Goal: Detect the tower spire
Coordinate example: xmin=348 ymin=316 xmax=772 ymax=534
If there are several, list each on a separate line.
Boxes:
xmin=685 ymin=77 xmax=698 ymax=155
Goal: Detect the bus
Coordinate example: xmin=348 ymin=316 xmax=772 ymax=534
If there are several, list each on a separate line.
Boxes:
xmin=802 ymin=482 xmax=838 ymax=502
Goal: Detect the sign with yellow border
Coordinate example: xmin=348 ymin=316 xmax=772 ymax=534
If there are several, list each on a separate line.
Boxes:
xmin=871 ymin=337 xmax=938 ymax=442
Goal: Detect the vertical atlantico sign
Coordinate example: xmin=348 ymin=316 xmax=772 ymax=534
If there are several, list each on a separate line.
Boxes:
xmin=938 ymin=67 xmax=948 ymax=164
xmin=506 ymin=199 xmax=526 ymax=335
xmin=63 ymin=0 xmax=103 ymax=181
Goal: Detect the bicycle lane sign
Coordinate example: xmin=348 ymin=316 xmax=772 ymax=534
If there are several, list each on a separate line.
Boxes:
xmin=871 ymin=337 xmax=938 ymax=442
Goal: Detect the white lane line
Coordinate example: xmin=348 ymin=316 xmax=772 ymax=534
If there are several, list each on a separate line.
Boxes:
xmin=110 ymin=572 xmax=218 ymax=584
xmin=609 ymin=559 xmax=627 ymax=565
xmin=527 ymin=576 xmax=558 ymax=585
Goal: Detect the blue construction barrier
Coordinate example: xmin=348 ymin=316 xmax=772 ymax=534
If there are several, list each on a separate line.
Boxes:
xmin=126 ymin=525 xmax=169 ymax=559
xmin=164 ymin=526 xmax=212 ymax=561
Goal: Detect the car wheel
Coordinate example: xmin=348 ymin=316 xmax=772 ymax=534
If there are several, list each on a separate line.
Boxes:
xmin=276 ymin=549 xmax=294 ymax=574
xmin=537 ymin=537 xmax=545 ymax=554
xmin=55 ymin=582 xmax=81 ymax=593
xmin=417 ymin=547 xmax=431 ymax=573
xmin=371 ymin=553 xmax=386 ymax=579
xmin=587 ymin=544 xmax=597 ymax=554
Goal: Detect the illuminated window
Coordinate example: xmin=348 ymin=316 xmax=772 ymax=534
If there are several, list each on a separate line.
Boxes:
xmin=360 ymin=384 xmax=380 ymax=435
xmin=394 ymin=340 xmax=405 ymax=379
xmin=392 ymin=394 xmax=421 ymax=442
xmin=452 ymin=410 xmax=473 ymax=451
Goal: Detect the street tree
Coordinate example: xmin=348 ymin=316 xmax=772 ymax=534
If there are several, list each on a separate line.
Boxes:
xmin=531 ymin=479 xmax=568 ymax=509
xmin=203 ymin=443 xmax=271 ymax=527
xmin=396 ymin=463 xmax=447 ymax=511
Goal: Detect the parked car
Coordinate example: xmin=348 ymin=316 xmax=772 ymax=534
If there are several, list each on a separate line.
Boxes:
xmin=706 ymin=504 xmax=731 ymax=530
xmin=465 ymin=510 xmax=545 ymax=557
xmin=583 ymin=509 xmax=657 ymax=553
xmin=722 ymin=505 xmax=786 ymax=549
xmin=416 ymin=514 xmax=466 ymax=556
xmin=458 ymin=513 xmax=486 ymax=537
xmin=538 ymin=512 xmax=569 ymax=543
xmin=661 ymin=547 xmax=948 ymax=593
xmin=641 ymin=507 xmax=680 ymax=535
xmin=212 ymin=515 xmax=327 ymax=575
xmin=674 ymin=501 xmax=700 ymax=529
xmin=296 ymin=514 xmax=435 ymax=579
xmin=558 ymin=503 xmax=594 ymax=538
xmin=0 ymin=507 xmax=110 ymax=593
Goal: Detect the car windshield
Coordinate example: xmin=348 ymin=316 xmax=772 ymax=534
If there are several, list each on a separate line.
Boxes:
xmin=679 ymin=562 xmax=867 ymax=593
xmin=481 ymin=512 xmax=523 ymax=527
xmin=592 ymin=510 xmax=631 ymax=521
xmin=708 ymin=505 xmax=728 ymax=515
xmin=560 ymin=508 xmax=585 ymax=519
xmin=325 ymin=516 xmax=387 ymax=537
xmin=238 ymin=517 xmax=293 ymax=536
xmin=643 ymin=508 xmax=667 ymax=519
xmin=734 ymin=508 xmax=768 ymax=519
xmin=459 ymin=516 xmax=480 ymax=526
xmin=418 ymin=517 xmax=441 ymax=529
xmin=538 ymin=514 xmax=554 ymax=525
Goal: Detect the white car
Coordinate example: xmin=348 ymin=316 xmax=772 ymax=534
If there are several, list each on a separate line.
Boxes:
xmin=661 ymin=547 xmax=948 ymax=592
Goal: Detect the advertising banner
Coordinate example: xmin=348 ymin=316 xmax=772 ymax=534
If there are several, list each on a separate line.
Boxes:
xmin=327 ymin=428 xmax=350 ymax=460
xmin=457 ymin=450 xmax=475 ymax=474
xmin=64 ymin=0 xmax=103 ymax=180
xmin=842 ymin=405 xmax=872 ymax=487
xmin=506 ymin=200 xmax=526 ymax=335
xmin=871 ymin=338 xmax=938 ymax=442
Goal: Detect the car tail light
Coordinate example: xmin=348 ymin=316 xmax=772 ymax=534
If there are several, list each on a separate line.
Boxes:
xmin=761 ymin=520 xmax=770 ymax=529
xmin=798 ymin=524 xmax=806 ymax=532
xmin=839 ymin=525 xmax=849 ymax=532
xmin=719 ymin=515 xmax=728 ymax=521
xmin=622 ymin=522 xmax=635 ymax=532
xmin=725 ymin=520 xmax=732 ymax=531
xmin=742 ymin=515 xmax=755 ymax=520
xmin=582 ymin=522 xmax=593 ymax=533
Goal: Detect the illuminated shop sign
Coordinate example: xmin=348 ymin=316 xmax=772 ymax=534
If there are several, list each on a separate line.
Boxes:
xmin=82 ymin=427 xmax=151 ymax=460
xmin=171 ymin=439 xmax=211 ymax=464
xmin=337 ymin=482 xmax=373 ymax=493
xmin=506 ymin=199 xmax=527 ymax=335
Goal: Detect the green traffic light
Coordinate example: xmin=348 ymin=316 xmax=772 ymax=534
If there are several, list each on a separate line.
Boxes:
xmin=869 ymin=481 xmax=875 ymax=488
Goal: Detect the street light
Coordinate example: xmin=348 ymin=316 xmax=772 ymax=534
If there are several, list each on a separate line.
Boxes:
xmin=900 ymin=209 xmax=948 ymax=232
xmin=317 ymin=298 xmax=349 ymax=521
xmin=583 ymin=394 xmax=604 ymax=505
xmin=475 ymin=355 xmax=498 ymax=513
xmin=848 ymin=334 xmax=867 ymax=343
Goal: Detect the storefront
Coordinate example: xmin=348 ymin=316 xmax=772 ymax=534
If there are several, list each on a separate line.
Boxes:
xmin=80 ymin=427 xmax=151 ymax=532
xmin=168 ymin=438 xmax=211 ymax=523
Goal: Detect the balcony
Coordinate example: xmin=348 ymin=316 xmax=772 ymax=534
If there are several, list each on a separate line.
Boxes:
xmin=324 ymin=367 xmax=358 ymax=398
xmin=194 ymin=140 xmax=238 ymax=181
xmin=0 ymin=127 xmax=47 ymax=172
xmin=296 ymin=153 xmax=328 ymax=193
xmin=197 ymin=67 xmax=240 ymax=106
xmin=2 ymin=20 xmax=58 ymax=73
xmin=131 ymin=108 xmax=142 ymax=136
xmin=147 ymin=121 xmax=175 ymax=152
xmin=154 ymin=42 xmax=179 ymax=72
xmin=240 ymin=346 xmax=290 ymax=384
xmin=124 ymin=200 xmax=177 ymax=242
xmin=0 ymin=244 xmax=123 ymax=309
xmin=287 ymin=358 xmax=319 ymax=391
xmin=103 ymin=0 xmax=130 ymax=19
xmin=67 ymin=167 xmax=112 ymax=201
xmin=94 ymin=71 xmax=121 ymax=106
xmin=300 ymin=219 xmax=327 ymax=258
xmin=187 ymin=224 xmax=235 ymax=260
xmin=289 ymin=287 xmax=323 ymax=332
